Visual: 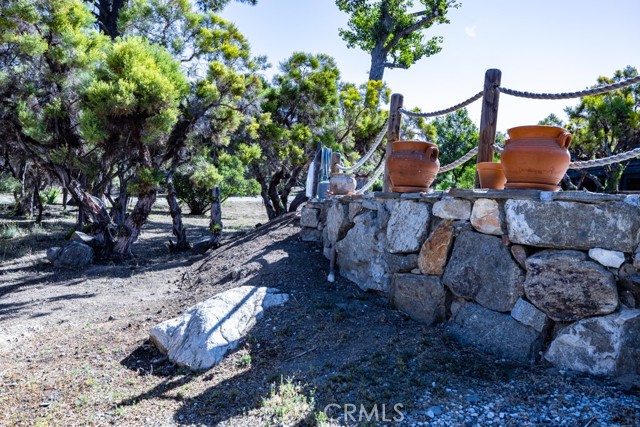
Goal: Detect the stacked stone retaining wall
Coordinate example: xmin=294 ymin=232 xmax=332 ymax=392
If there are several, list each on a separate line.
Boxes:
xmin=300 ymin=189 xmax=640 ymax=376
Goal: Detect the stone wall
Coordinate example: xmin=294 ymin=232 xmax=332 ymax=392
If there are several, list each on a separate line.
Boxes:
xmin=300 ymin=189 xmax=640 ymax=376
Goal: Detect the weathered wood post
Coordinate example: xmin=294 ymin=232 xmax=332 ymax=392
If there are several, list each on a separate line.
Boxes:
xmin=330 ymin=152 xmax=341 ymax=175
xmin=384 ymin=93 xmax=404 ymax=192
xmin=477 ymin=69 xmax=502 ymax=187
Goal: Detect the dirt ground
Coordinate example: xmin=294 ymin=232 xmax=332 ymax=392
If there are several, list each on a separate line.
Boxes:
xmin=1 ymin=195 xmax=639 ymax=427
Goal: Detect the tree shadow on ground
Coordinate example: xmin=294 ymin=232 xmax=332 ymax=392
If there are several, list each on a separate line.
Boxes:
xmin=115 ymin=216 xmax=532 ymax=426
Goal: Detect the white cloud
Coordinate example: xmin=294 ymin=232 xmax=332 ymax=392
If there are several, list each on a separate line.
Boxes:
xmin=465 ymin=25 xmax=477 ymax=38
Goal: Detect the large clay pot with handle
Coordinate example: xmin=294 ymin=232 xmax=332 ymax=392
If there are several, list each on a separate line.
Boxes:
xmin=501 ymin=125 xmax=572 ymax=191
xmin=387 ymin=140 xmax=440 ymax=192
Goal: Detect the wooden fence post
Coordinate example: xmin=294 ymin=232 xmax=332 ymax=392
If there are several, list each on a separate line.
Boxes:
xmin=384 ymin=93 xmax=404 ymax=192
xmin=330 ymin=152 xmax=341 ymax=175
xmin=477 ymin=69 xmax=502 ymax=186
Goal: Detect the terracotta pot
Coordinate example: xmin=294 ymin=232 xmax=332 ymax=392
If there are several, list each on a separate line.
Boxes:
xmin=477 ymin=162 xmax=506 ymax=189
xmin=387 ymin=140 xmax=440 ymax=192
xmin=501 ymin=125 xmax=572 ymax=191
xmin=329 ymin=173 xmax=357 ymax=195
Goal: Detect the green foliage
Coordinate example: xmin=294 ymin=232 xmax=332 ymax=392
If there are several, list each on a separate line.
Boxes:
xmin=431 ymin=108 xmax=479 ymax=189
xmin=0 ymin=222 xmax=19 ymax=240
xmin=1 ymin=0 xmax=106 ymax=66
xmin=119 ymin=0 xmax=256 ymax=67
xmin=196 ymin=0 xmax=258 ymax=11
xmin=40 ymin=187 xmax=61 ymax=205
xmin=83 ymin=36 xmax=188 ymax=142
xmin=335 ymin=80 xmax=389 ymax=167
xmin=538 ymin=113 xmax=566 ymax=128
xmin=192 ymin=161 xmax=223 ymax=190
xmin=173 ymin=171 xmax=212 ymax=215
xmin=237 ymin=52 xmax=343 ymax=218
xmin=236 ymin=143 xmax=262 ymax=164
xmin=218 ymin=153 xmax=260 ymax=200
xmin=0 ymin=174 xmax=21 ymax=193
xmin=336 ymin=0 xmax=460 ymax=79
xmin=563 ymin=66 xmax=640 ymax=191
xmin=127 ymin=168 xmax=164 ymax=194
xmin=174 ymin=152 xmax=258 ymax=214
xmin=262 ymin=376 xmax=316 ymax=426
xmin=236 ymin=354 xmax=252 ymax=368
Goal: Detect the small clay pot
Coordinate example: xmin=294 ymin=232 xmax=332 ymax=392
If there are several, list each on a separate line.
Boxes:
xmin=329 ymin=173 xmax=357 ymax=195
xmin=501 ymin=125 xmax=572 ymax=191
xmin=387 ymin=140 xmax=440 ymax=192
xmin=477 ymin=162 xmax=506 ymax=189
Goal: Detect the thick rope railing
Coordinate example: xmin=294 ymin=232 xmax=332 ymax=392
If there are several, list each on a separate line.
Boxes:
xmin=384 ymin=73 xmax=640 ymax=183
xmin=438 ymin=147 xmax=479 ymax=173
xmin=399 ymin=91 xmax=484 ymax=118
xmin=568 ymin=147 xmax=640 ymax=169
xmin=336 ymin=118 xmax=389 ymax=173
xmin=497 ymin=75 xmax=640 ymax=100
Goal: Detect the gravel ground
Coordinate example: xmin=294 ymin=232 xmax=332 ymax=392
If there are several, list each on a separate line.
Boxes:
xmin=399 ymin=377 xmax=640 ymax=427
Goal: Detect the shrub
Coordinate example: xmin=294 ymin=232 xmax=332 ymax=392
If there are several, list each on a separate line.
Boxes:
xmin=0 ymin=173 xmax=20 ymax=193
xmin=173 ymin=172 xmax=212 ymax=215
xmin=0 ymin=222 xmax=19 ymax=239
xmin=40 ymin=186 xmax=61 ymax=205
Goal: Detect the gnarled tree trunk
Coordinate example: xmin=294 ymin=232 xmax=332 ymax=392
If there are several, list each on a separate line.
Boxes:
xmin=112 ymin=189 xmax=157 ymax=258
xmin=166 ymin=169 xmax=189 ymax=251
xmin=210 ymin=186 xmax=223 ymax=247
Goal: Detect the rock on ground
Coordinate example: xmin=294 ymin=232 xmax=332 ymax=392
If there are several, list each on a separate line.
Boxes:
xmin=446 ymin=302 xmax=544 ymax=364
xmin=510 ymin=298 xmax=549 ymax=333
xmin=52 ymin=241 xmax=93 ymax=269
xmin=545 ymin=309 xmax=640 ymax=376
xmin=300 ymin=206 xmax=320 ymax=228
xmin=324 ymin=202 xmax=351 ymax=246
xmin=150 ymin=286 xmax=289 ymax=370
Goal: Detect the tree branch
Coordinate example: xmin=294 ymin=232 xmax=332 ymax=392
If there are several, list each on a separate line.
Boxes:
xmin=384 ymin=62 xmax=409 ymax=70
xmin=384 ymin=9 xmax=441 ymax=54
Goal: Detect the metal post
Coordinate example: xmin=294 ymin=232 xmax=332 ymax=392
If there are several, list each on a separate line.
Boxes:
xmin=384 ymin=93 xmax=404 ymax=192
xmin=477 ymin=69 xmax=502 ymax=187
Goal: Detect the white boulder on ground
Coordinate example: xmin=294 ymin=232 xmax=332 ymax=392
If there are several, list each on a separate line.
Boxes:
xmin=150 ymin=286 xmax=289 ymax=370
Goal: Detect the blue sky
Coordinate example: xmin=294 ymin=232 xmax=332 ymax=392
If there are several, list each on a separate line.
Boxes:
xmin=222 ymin=0 xmax=640 ymax=134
